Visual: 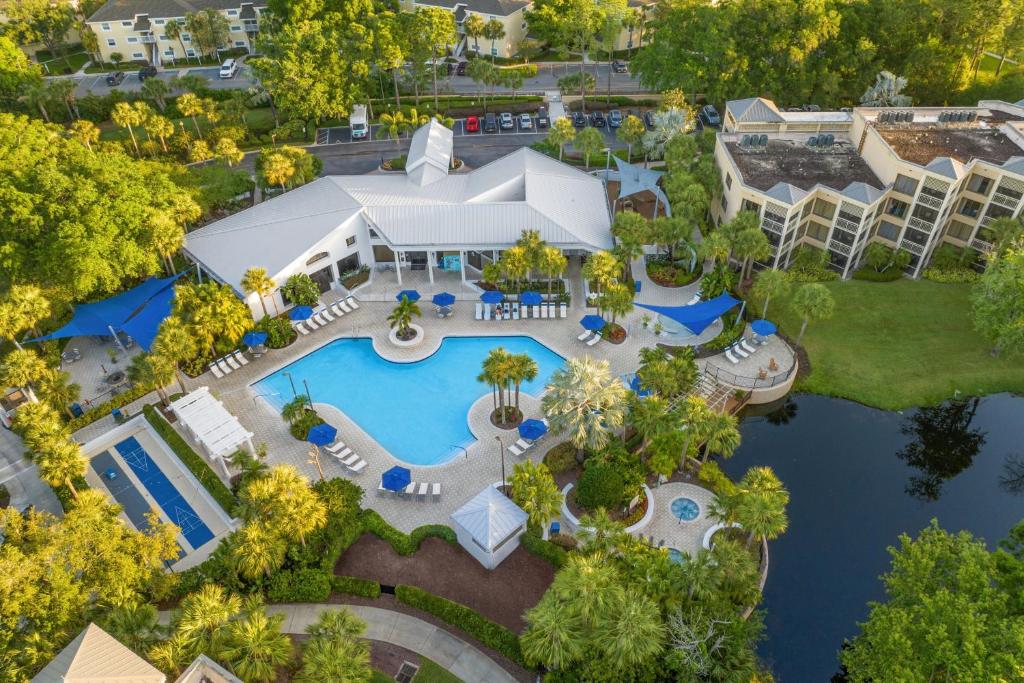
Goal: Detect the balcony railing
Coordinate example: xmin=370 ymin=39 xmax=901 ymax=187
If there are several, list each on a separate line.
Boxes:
xmin=908 ymin=216 xmax=934 ymax=232
xmin=761 ymin=219 xmax=783 ymax=235
xmin=140 ymin=35 xmax=156 ymax=43
xmin=835 ymin=217 xmax=860 ymax=233
xmin=900 ymin=239 xmax=925 ymax=256
xmin=970 ymin=238 xmax=994 ymax=253
xmin=991 ymin=192 xmax=1021 ymax=210
xmin=981 ymin=215 xmax=993 ymax=227
xmin=828 ymin=239 xmax=852 ymax=256
xmin=917 ymin=194 xmax=944 ymax=210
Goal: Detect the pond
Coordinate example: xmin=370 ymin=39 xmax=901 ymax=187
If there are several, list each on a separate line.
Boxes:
xmin=720 ymin=393 xmax=1024 ymax=681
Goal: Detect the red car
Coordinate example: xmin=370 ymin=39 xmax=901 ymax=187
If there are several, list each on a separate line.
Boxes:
xmin=465 ymin=115 xmax=480 ymax=133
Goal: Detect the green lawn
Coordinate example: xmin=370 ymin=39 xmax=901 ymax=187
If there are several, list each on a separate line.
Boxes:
xmin=761 ymin=279 xmax=1024 ymax=410
xmin=976 ymin=53 xmax=1021 ymax=79
xmin=412 ymin=658 xmax=462 ymax=682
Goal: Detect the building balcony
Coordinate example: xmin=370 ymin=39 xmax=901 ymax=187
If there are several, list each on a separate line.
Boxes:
xmin=917 ymin=194 xmax=944 ymax=210
xmin=991 ymin=192 xmax=1020 ymax=211
xmin=140 ymin=35 xmax=156 ymax=43
xmin=834 ymin=217 xmax=860 ymax=234
xmin=970 ymin=237 xmax=994 ymax=253
xmin=899 ymin=239 xmax=925 ymax=256
xmin=908 ymin=216 xmax=934 ymax=232
xmin=761 ymin=219 xmax=783 ymax=235
xmin=828 ymin=239 xmax=852 ymax=256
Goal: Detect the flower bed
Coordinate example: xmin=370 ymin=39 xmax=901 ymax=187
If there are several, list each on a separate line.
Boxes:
xmin=646 ymin=260 xmax=702 ymax=287
xmin=603 ymin=322 xmax=627 ymax=344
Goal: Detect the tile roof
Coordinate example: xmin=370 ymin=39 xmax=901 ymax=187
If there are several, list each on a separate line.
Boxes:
xmin=726 ymin=97 xmax=784 ymax=124
xmin=88 ymin=0 xmax=265 ymax=23
xmin=413 ymin=0 xmax=530 ymax=17
xmin=451 ymin=485 xmax=528 ymax=550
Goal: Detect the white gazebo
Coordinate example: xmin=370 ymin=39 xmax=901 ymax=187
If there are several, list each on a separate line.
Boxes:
xmin=168 ymin=388 xmax=254 ymax=477
xmin=450 ymin=485 xmax=529 ymax=570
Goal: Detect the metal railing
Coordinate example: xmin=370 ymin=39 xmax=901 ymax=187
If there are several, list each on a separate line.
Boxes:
xmin=991 ymin=192 xmax=1020 ymax=210
xmin=899 ymin=239 xmax=925 ymax=255
xmin=970 ymin=237 xmax=994 ymax=253
xmin=908 ymin=216 xmax=935 ymax=232
xmin=917 ymin=194 xmax=944 ymax=210
xmin=828 ymin=239 xmax=852 ymax=256
xmin=834 ymin=217 xmax=860 ymax=233
xmin=703 ymin=362 xmax=797 ymax=390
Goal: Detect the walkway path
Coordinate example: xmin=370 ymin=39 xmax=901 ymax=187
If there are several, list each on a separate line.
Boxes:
xmin=267 ymin=603 xmax=518 ymax=683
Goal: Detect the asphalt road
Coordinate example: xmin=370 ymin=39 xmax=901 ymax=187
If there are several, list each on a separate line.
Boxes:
xmin=66 ymin=64 xmax=258 ymax=98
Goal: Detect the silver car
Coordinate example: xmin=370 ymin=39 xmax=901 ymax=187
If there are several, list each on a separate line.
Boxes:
xmin=519 ymin=113 xmax=533 ymax=129
xmin=499 ymin=112 xmax=514 ymax=129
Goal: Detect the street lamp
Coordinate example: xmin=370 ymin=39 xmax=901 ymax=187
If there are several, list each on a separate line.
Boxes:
xmin=495 ymin=435 xmax=506 ymax=489
xmin=302 ymin=379 xmax=313 ymax=405
xmin=282 ymin=371 xmax=297 ymax=398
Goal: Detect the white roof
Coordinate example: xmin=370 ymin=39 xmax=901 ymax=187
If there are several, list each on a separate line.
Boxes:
xmin=31 ymin=624 xmax=165 ymax=683
xmin=174 ymin=655 xmax=242 ymax=683
xmin=170 ymin=388 xmax=252 ymax=459
xmin=779 ymin=111 xmax=853 ymax=124
xmin=451 ymin=485 xmax=528 ymax=551
xmin=184 ymin=125 xmax=612 ymax=290
xmin=727 ymin=97 xmax=784 ymax=124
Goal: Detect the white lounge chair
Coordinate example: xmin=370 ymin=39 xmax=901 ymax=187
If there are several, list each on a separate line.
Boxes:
xmin=514 ymin=438 xmax=533 ymax=451
xmin=540 ymin=305 xmax=549 ymax=319
xmin=232 ymin=350 xmax=249 ymax=365
xmin=549 ymin=304 xmax=558 ymax=318
xmin=325 ymin=439 xmax=346 ymax=452
xmin=330 ymin=302 xmax=345 ymax=316
xmin=532 ymin=305 xmax=540 ymax=318
xmin=295 ymin=323 xmax=310 ymax=335
xmin=216 ymin=359 xmax=233 ymax=374
xmin=347 ymin=458 xmax=367 ymax=474
xmin=733 ymin=343 xmax=749 ymax=358
xmin=345 ymin=297 xmax=360 ymax=309
xmin=725 ymin=348 xmax=740 ymax=364
xmin=331 ymin=448 xmax=353 ymax=461
xmin=475 ymin=303 xmax=483 ymax=320
xmin=577 ymin=330 xmax=593 ymax=342
xmin=484 ymin=305 xmax=492 ymax=321
xmin=560 ymin=303 xmax=567 ymax=318
xmin=305 ymin=317 xmax=320 ymax=330
xmin=432 ymin=483 xmax=441 ymax=498
xmin=417 ymin=482 xmax=429 ymax=496
xmin=314 ymin=312 xmax=330 ymax=325
xmin=512 ymin=304 xmax=520 ymax=320
xmin=224 ymin=354 xmax=240 ymax=370
xmin=688 ymin=294 xmax=701 ymax=305
xmin=586 ymin=334 xmax=602 ymax=347
xmin=322 ymin=308 xmax=336 ymax=322
xmin=508 ymin=443 xmax=526 ymax=456
xmin=404 ymin=483 xmax=417 ymax=494
xmin=209 ymin=363 xmax=224 ymax=379
xmin=740 ymin=338 xmax=757 ymax=354
xmin=336 ymin=299 xmax=352 ymax=313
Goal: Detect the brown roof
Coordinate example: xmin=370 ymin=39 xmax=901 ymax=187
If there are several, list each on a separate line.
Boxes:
xmin=876 ymin=124 xmax=1024 ymax=166
xmin=724 ymin=138 xmax=883 ymax=193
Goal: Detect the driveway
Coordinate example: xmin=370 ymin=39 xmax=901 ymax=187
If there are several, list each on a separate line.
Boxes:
xmin=60 ymin=63 xmax=257 ymax=98
xmin=0 ymin=426 xmax=61 ymax=516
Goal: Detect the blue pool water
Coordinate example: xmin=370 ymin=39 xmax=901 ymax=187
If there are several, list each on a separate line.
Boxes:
xmin=253 ymin=336 xmax=566 ymax=466
xmin=667 ymin=548 xmax=684 ymax=564
xmin=671 ymin=497 xmax=701 ymax=521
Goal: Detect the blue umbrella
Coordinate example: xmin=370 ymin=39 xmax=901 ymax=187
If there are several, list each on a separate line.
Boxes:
xmin=580 ymin=315 xmax=606 ymax=331
xmin=306 ymin=423 xmax=337 ymax=446
xmin=520 ymin=291 xmax=542 ymax=306
xmin=751 ymin=319 xmax=778 ymax=337
xmin=396 ymin=289 xmax=421 ymax=302
xmin=289 ymin=305 xmax=314 ymax=321
xmin=432 ymin=292 xmax=456 ymax=306
xmin=518 ymin=418 xmax=547 ymax=441
xmin=480 ymin=290 xmax=504 ymax=304
xmin=381 ymin=465 xmax=412 ymax=492
xmin=630 ymin=375 xmax=653 ymax=398
xmin=242 ymin=331 xmax=268 ymax=347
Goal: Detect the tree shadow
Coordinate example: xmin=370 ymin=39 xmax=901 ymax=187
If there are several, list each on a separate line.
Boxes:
xmin=896 ymin=398 xmax=986 ymax=501
xmin=999 ymin=453 xmax=1024 ymax=496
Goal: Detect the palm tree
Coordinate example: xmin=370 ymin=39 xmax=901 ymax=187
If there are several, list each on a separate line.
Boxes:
xmin=986 ymin=216 xmax=1024 ymax=253
xmin=296 ymin=637 xmax=371 ymax=683
xmin=141 ymin=78 xmax=171 ymax=112
xmin=506 ymin=352 xmax=538 ymax=412
xmin=32 ymin=437 xmax=87 ymax=498
xmin=238 ymin=464 xmax=327 ymax=547
xmin=241 ymin=267 xmax=278 ymax=317
xmin=478 ymin=347 xmax=511 ymax=419
xmin=152 ymin=317 xmax=197 ymax=394
xmin=735 ymin=466 xmax=789 ymax=548
xmin=464 ymin=14 xmax=485 ymax=53
xmin=679 ymin=548 xmax=718 ymax=601
xmin=679 ymin=395 xmax=714 ymax=472
xmin=582 ymin=250 xmax=620 ymax=303
xmin=732 ymin=227 xmax=772 ymax=282
xmin=542 ymin=357 xmax=628 ymax=458
xmin=698 ymin=229 xmax=731 ymax=267
xmin=500 ymin=245 xmax=531 ymax=294
xmin=791 ymin=283 xmax=836 ymax=343
xmin=20 ymin=80 xmax=53 ymax=122
xmin=101 ymin=603 xmax=165 ymax=654
xmin=112 ymin=101 xmax=145 ymax=156
xmin=232 ymin=522 xmax=288 ymax=579
xmin=576 ymin=508 xmax=631 ymax=554
xmin=521 ymin=599 xmax=585 ymax=669
xmin=594 ymin=590 xmax=666 ymax=675
xmin=219 ymin=610 xmax=292 ymax=683
xmin=39 ymin=370 xmax=80 ymax=418
xmin=387 ymin=296 xmax=421 ymax=339
xmin=482 ymin=19 xmax=505 ymax=62
xmin=127 ymin=353 xmax=173 ymax=406
xmin=628 ymin=394 xmax=676 ymax=457
xmin=176 ymin=92 xmax=206 ymax=138
xmin=509 ymin=461 xmax=562 ymax=539
xmin=751 ymin=268 xmax=791 ymax=319
xmin=547 ymin=117 xmax=576 ymax=161
xmin=0 ymin=348 xmax=50 ymax=401
xmin=164 ymin=19 xmax=191 ymax=64
xmin=698 ymin=411 xmax=741 ymax=465
xmin=175 ymin=584 xmax=242 ymax=655
xmin=68 ymin=119 xmax=100 ymax=151
xmin=281 ymin=394 xmax=312 ymax=425
xmin=537 ymin=246 xmax=568 ymax=304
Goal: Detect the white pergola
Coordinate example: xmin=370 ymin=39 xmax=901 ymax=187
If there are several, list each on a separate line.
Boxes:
xmin=169 ymin=388 xmax=253 ymax=477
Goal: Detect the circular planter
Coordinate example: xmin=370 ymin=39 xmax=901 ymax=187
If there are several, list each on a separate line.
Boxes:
xmin=701 ymin=522 xmax=742 ymax=550
xmin=388 ymin=324 xmax=424 ymax=347
xmin=560 ymin=483 xmax=654 ymax=535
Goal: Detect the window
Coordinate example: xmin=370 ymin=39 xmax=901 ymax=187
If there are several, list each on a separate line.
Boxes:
xmin=233 ymin=40 xmax=246 ymax=46
xmin=163 ymin=49 xmax=174 ymax=56
xmin=725 ymin=173 xmax=732 ymax=190
xmin=345 ymin=235 xmax=357 ymax=247
xmin=946 ymin=220 xmax=972 ymax=240
xmin=903 ymin=227 xmax=929 ymax=246
xmin=121 ymin=20 xmax=133 ymax=27
xmin=182 ymin=32 xmax=191 ymax=42
xmin=100 ymin=22 xmax=111 ymax=31
xmin=812 ymin=198 xmax=836 ymax=220
xmin=159 ymin=34 xmax=167 ymax=41
xmin=491 ymin=46 xmax=497 ymax=56
xmin=893 ymin=174 xmax=919 ymax=196
xmin=227 ymin=8 xmax=239 ymax=15
xmin=740 ymin=199 xmax=761 ymax=214
xmin=967 ymin=174 xmax=992 ymax=195
xmin=336 ymin=253 xmax=360 ymax=276
xmin=807 ymin=223 xmax=829 ymax=242
xmin=959 ymin=199 xmax=981 ymax=217
xmin=153 ymin=18 xmax=165 ymax=25
xmin=185 ymin=48 xmax=196 ymax=57
xmin=131 ymin=51 xmax=144 ymax=58
xmin=720 ymin=194 xmax=727 ymax=210
xmin=230 ymin=25 xmax=242 ymax=31
xmin=106 ymin=38 xmax=116 ymax=46
xmin=911 ymin=204 xmax=938 ymax=223
xmin=126 ymin=36 xmax=139 ymax=43
xmin=886 ymin=198 xmax=908 ymax=218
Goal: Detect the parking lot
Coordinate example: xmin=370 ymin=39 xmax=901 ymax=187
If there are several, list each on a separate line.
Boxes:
xmin=66 ymin=64 xmax=257 ymax=97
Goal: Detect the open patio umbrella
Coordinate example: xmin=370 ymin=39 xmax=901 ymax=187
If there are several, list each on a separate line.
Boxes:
xmin=432 ymin=292 xmax=456 ymax=306
xmin=480 ymin=290 xmax=504 ymax=305
xmin=751 ymin=319 xmax=778 ymax=337
xmin=306 ymin=423 xmax=337 ymax=446
xmin=396 ymin=289 xmax=421 ymax=302
xmin=630 ymin=375 xmax=653 ymax=398
xmin=580 ymin=314 xmax=606 ymax=331
xmin=289 ymin=305 xmax=314 ymax=321
xmin=518 ymin=418 xmax=547 ymax=441
xmin=520 ymin=291 xmax=542 ymax=306
xmin=381 ymin=465 xmax=412 ymax=492
xmin=242 ymin=331 xmax=268 ymax=347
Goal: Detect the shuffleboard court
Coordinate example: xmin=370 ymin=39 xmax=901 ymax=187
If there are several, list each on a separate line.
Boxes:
xmin=114 ymin=436 xmax=215 ymax=550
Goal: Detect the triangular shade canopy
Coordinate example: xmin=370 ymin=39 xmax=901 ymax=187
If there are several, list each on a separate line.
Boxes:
xmin=451 ymin=486 xmax=528 ymax=551
xmin=30 ymin=623 xmax=165 ymax=683
xmin=613 ymin=155 xmax=664 ymax=199
xmin=636 ymin=293 xmax=740 ymax=335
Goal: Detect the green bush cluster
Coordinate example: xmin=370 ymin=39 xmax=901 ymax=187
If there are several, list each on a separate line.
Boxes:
xmin=267 ymin=567 xmax=333 ymax=603
xmin=360 ymin=510 xmax=457 ymax=555
xmin=384 ymin=155 xmax=407 ymax=170
xmin=647 ymin=261 xmax=702 ymax=287
xmin=395 ymin=585 xmax=524 ymax=665
xmin=253 ymin=315 xmax=296 ymax=349
xmin=331 ymin=575 xmax=382 ymax=598
xmin=851 ymin=266 xmax=903 ymax=282
xmin=543 ymin=442 xmax=577 ymax=474
xmin=787 ymin=246 xmax=839 ymax=282
xmin=922 ymin=267 xmax=980 ymax=283
xmin=704 ymin=317 xmax=746 ymax=351
xmin=289 ymin=409 xmax=324 ymax=440
xmin=65 ymin=383 xmax=154 ymax=432
xmin=143 ymin=405 xmax=237 ymax=512
xmin=575 ymin=461 xmax=628 ymax=510
xmin=519 ymin=530 xmax=569 ymax=568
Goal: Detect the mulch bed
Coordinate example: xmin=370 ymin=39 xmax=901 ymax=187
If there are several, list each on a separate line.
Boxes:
xmin=490 ymin=407 xmax=523 ymax=429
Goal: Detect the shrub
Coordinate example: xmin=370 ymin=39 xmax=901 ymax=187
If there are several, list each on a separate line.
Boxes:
xmin=574 ymin=461 xmax=628 ymax=510
xmin=543 ymin=441 xmax=577 ymax=474
xmin=267 ymin=567 xmax=332 ymax=602
xmin=395 ymin=585 xmax=524 ymax=665
xmin=851 ymin=266 xmax=903 ymax=282
xmin=922 ymin=267 xmax=980 ymax=283
xmin=704 ymin=317 xmax=745 ymax=351
xmin=361 ymin=509 xmax=457 ymax=555
xmin=332 ymin=575 xmax=382 ymax=598
xmin=281 ymin=273 xmax=320 ymax=307
xmin=550 ymin=532 xmax=578 ymax=550
xmin=143 ymin=405 xmax=237 ymax=513
xmin=787 ymin=246 xmax=839 ymax=282
xmin=66 ymin=383 xmax=154 ymax=432
xmin=289 ymin=409 xmax=324 ymax=440
xmin=383 ymin=154 xmax=406 ymax=170
xmin=254 ymin=314 xmax=295 ymax=349
xmin=520 ymin=529 xmax=569 ymax=568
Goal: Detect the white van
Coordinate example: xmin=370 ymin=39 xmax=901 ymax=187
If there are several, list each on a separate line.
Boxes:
xmin=219 ymin=59 xmax=239 ymax=79
xmin=350 ymin=104 xmax=368 ymax=140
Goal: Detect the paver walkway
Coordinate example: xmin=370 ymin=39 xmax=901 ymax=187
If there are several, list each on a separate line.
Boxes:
xmin=267 ymin=603 xmax=518 ymax=683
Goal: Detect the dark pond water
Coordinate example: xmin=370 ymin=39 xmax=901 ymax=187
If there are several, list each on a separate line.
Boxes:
xmin=720 ymin=392 xmax=1024 ymax=682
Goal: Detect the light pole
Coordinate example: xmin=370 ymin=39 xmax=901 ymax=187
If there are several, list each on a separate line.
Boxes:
xmin=302 ymin=379 xmax=313 ymax=405
xmin=282 ymin=371 xmax=297 ymax=398
xmin=495 ymin=435 xmax=506 ymax=489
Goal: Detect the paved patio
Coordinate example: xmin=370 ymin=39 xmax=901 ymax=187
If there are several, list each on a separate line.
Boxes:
xmin=61 ymin=334 xmax=144 ymax=407
xmin=643 ymin=482 xmax=719 ymax=557
xmin=704 ymin=324 xmax=796 ymax=387
xmin=351 ymin=265 xmax=483 ymax=303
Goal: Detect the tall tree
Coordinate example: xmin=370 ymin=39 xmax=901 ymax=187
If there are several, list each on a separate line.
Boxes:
xmin=574 ymin=126 xmax=604 ymax=167
xmin=237 ymin=464 xmax=327 ymax=548
xmin=542 ymin=357 xmax=628 ymax=456
xmin=295 ymin=609 xmax=372 ymax=683
xmin=546 ymin=115 xmax=576 ymax=161
xmin=417 ymin=7 xmax=456 ymax=111
xmin=616 ymin=114 xmax=646 ymax=161
xmin=5 ymin=0 xmax=75 ymax=71
xmin=971 ymin=242 xmax=1024 ymax=356
xmin=526 ymin=0 xmax=605 ymax=112
xmin=185 ymin=9 xmax=230 ymax=60
xmin=173 ymin=281 xmax=253 ymax=356
xmin=509 ymin=461 xmax=562 ymax=539
xmin=791 ymin=282 xmax=835 ymax=344
xmin=464 ymin=13 xmax=485 ymax=53
xmin=751 ymin=268 xmax=791 ymax=318
xmin=482 ymin=18 xmax=505 ymax=62
xmin=241 ymin=267 xmax=278 ymax=317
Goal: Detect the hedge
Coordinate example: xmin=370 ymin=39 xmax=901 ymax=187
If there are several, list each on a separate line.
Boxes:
xmin=360 ymin=509 xmax=457 ymax=555
xmin=395 ymin=585 xmax=525 ymax=665
xmin=922 ymin=267 xmax=980 ymax=283
xmin=267 ymin=567 xmax=332 ymax=603
xmin=66 ymin=383 xmax=154 ymax=432
xmin=143 ymin=405 xmax=237 ymax=513
xmin=332 ymin=575 xmax=382 ymax=598
xmin=851 ymin=266 xmax=903 ymax=282
xmin=519 ymin=530 xmax=568 ymax=568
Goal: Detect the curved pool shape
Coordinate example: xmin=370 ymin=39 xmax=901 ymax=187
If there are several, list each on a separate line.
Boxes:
xmin=671 ymin=497 xmax=701 ymax=521
xmin=253 ymin=336 xmax=565 ymax=466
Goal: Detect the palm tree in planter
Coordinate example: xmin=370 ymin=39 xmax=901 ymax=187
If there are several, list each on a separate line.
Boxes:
xmin=281 ymin=394 xmax=311 ymax=425
xmin=697 ymin=410 xmax=741 ymax=465
xmin=734 ymin=466 xmax=789 ymax=549
xmin=478 ymin=347 xmax=512 ymax=422
xmin=388 ymin=295 xmax=421 ymax=341
xmin=509 ymin=460 xmax=563 ymax=539
xmin=538 ymin=246 xmax=568 ymax=304
xmin=542 ymin=357 xmax=628 ymax=460
xmin=507 ymin=352 xmax=538 ymax=415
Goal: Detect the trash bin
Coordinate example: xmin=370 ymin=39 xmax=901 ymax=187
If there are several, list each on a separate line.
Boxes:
xmin=635 ymin=280 xmax=642 ymax=293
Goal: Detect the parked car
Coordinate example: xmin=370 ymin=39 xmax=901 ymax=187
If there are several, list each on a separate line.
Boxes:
xmin=591 ymin=111 xmax=606 ymax=128
xmin=536 ymin=108 xmax=550 ymax=128
xmin=137 ymin=64 xmax=157 ymax=81
xmin=612 ymin=60 xmax=628 ymax=73
xmin=105 ymin=71 xmax=125 ymax=86
xmin=643 ymin=110 xmax=656 ymax=129
xmin=572 ymin=111 xmax=587 ymax=127
xmin=456 ymin=61 xmax=467 ymax=76
xmin=698 ymin=104 xmax=721 ymax=128
xmin=801 ymin=103 xmax=821 ymax=112
xmin=519 ymin=113 xmax=533 ymax=130
xmin=483 ymin=112 xmax=498 ymax=132
xmin=465 ymin=115 xmax=480 ymax=132
xmin=499 ymin=112 xmax=514 ymax=130
xmin=219 ymin=59 xmax=240 ymax=79
xmin=608 ymin=109 xmax=623 ymax=128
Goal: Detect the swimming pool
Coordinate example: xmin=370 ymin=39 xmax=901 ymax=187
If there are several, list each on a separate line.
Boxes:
xmin=253 ymin=336 xmax=566 ymax=466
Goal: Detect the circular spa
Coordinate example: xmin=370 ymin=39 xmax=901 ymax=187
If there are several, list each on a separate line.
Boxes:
xmin=670 ymin=496 xmax=701 ymax=522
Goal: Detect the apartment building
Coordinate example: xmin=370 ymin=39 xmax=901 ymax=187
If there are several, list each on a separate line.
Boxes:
xmin=712 ymin=97 xmax=1024 ymax=278
xmin=85 ymin=0 xmax=266 ymax=65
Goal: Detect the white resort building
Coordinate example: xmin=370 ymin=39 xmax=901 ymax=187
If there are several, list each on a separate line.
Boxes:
xmin=712 ymin=97 xmax=1024 ymax=278
xmin=184 ymin=120 xmax=613 ymax=318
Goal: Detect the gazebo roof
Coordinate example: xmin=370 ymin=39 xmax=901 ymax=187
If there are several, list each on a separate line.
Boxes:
xmin=613 ymin=155 xmax=664 ymax=199
xmin=30 ymin=623 xmax=165 ymax=683
xmin=451 ymin=485 xmax=528 ymax=551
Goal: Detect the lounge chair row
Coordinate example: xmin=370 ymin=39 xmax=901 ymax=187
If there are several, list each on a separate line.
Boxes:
xmin=325 ymin=439 xmax=367 ymax=473
xmin=508 ymin=437 xmax=535 ymax=456
xmin=294 ymin=297 xmax=360 ymax=335
xmin=378 ymin=481 xmax=442 ymax=498
xmin=724 ymin=337 xmax=759 ymax=365
xmin=475 ymin=302 xmax=567 ymax=321
xmin=209 ymin=349 xmax=250 ymax=379
xmin=576 ymin=330 xmax=603 ymax=347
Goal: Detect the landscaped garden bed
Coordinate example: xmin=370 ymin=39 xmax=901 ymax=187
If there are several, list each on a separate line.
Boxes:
xmin=340 ymin=266 xmax=370 ymax=290
xmin=602 ymin=322 xmax=627 ymax=344
xmin=490 ymin=406 xmax=524 ymax=428
xmin=646 ymin=257 xmax=702 ymax=287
